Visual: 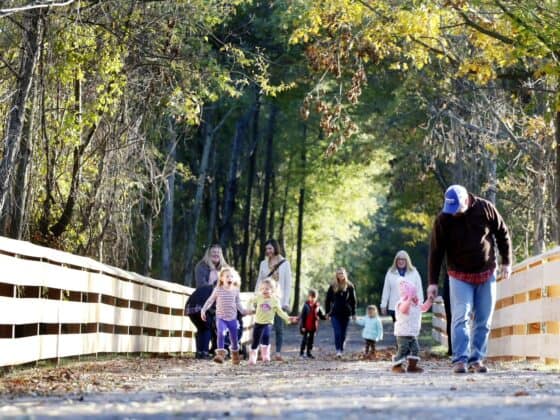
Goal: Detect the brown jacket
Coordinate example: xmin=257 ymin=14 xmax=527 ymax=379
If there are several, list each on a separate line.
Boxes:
xmin=428 ymin=194 xmax=512 ymax=285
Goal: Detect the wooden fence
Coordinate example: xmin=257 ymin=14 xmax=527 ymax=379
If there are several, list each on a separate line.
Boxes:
xmin=0 ymin=236 xmax=254 ymax=368
xmin=431 ymin=248 xmax=560 ymax=363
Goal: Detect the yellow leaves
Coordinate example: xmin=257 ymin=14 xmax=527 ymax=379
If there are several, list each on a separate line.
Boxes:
xmin=523 ymin=116 xmax=553 ymax=142
xmin=457 ymin=59 xmax=496 ymax=84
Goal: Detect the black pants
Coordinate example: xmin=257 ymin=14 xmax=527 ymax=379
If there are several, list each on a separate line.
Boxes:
xmin=300 ymin=331 xmax=315 ymax=354
xmin=365 ymin=339 xmax=376 ymax=355
xmin=188 ymin=313 xmax=212 ymax=354
xmin=443 ymin=274 xmax=453 ymax=355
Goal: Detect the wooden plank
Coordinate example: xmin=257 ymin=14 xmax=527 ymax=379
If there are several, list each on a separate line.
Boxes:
xmin=432 ymin=316 xmax=447 ymax=333
xmin=0 ymin=336 xmax=42 ymax=366
xmin=492 ymin=298 xmax=560 ymax=328
xmin=432 ymin=303 xmax=446 ymax=317
xmin=489 ymin=334 xmax=560 ymax=359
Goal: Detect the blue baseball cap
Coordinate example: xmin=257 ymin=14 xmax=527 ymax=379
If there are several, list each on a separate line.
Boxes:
xmin=442 ymin=185 xmax=468 ymax=214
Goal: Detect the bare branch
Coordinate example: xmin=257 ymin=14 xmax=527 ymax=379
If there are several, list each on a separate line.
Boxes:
xmin=0 ymin=0 xmax=77 ymax=18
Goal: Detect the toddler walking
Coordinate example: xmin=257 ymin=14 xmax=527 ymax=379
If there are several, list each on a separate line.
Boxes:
xmin=392 ymin=280 xmax=433 ymax=373
xmin=249 ymin=278 xmax=297 ymax=365
xmin=201 ymin=267 xmax=248 ymax=365
xmin=299 ymin=288 xmax=327 ymax=359
xmin=356 ymin=305 xmax=383 ymax=359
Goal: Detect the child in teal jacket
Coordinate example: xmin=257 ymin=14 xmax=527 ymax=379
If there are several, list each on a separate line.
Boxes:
xmin=356 ymin=305 xmax=383 ymax=359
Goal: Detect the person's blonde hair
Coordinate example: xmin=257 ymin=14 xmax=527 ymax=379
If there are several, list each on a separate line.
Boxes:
xmin=202 ymin=244 xmax=227 ymax=270
xmin=258 ymin=277 xmax=277 ymax=296
xmin=367 ymin=305 xmax=379 ymax=317
xmin=332 ymin=267 xmax=353 ymax=292
xmin=389 ymin=250 xmax=416 ymax=274
xmin=217 ymin=267 xmax=240 ymax=288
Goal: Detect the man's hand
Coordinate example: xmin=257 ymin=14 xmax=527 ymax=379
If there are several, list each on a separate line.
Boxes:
xmin=201 ymin=312 xmax=206 ymax=322
xmin=427 ymin=284 xmax=438 ymax=300
xmin=380 ymin=307 xmax=387 ymax=316
xmin=501 ymin=264 xmax=512 ymax=281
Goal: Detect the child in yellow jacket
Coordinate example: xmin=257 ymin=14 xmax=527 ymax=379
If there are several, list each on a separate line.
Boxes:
xmin=248 ymin=277 xmax=297 ymax=364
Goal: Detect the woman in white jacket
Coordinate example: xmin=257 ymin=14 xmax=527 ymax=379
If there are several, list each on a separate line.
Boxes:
xmin=380 ymin=250 xmax=424 ymax=323
xmin=255 ymin=239 xmax=292 ymax=361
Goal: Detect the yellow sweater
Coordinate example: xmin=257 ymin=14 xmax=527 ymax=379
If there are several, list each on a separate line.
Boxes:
xmin=250 ymin=295 xmax=291 ymax=325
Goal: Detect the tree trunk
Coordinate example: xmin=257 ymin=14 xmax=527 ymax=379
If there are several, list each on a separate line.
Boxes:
xmin=141 ymin=195 xmax=153 ymax=276
xmin=555 ymin=109 xmax=560 ymax=244
xmin=0 ymin=10 xmax=43 ymax=223
xmin=240 ymin=97 xmax=261 ymax=290
xmin=293 ymin=123 xmax=307 ymax=315
xmin=268 ymin=170 xmax=276 ymax=243
xmin=258 ymin=102 xmax=278 ymax=263
xmin=49 ymin=78 xmax=99 ymax=239
xmin=10 ymin=77 xmax=38 ymax=239
xmin=277 ymin=157 xmax=293 ymax=255
xmin=162 ymin=118 xmax=177 ymax=282
xmin=206 ymin=145 xmax=218 ymax=246
xmin=184 ymin=110 xmax=216 ymax=286
xmin=219 ymin=113 xmax=249 ymax=250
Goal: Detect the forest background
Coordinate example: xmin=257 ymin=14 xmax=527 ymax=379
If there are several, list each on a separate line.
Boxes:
xmin=1 ymin=0 xmax=559 ymax=313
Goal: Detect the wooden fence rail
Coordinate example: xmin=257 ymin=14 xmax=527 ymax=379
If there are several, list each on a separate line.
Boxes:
xmin=431 ymin=247 xmax=560 ymax=363
xmin=0 ymin=236 xmax=254 ymax=368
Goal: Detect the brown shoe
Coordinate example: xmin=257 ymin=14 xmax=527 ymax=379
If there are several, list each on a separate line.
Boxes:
xmin=392 ymin=364 xmax=406 ymax=373
xmin=231 ymin=350 xmax=240 ymax=365
xmin=273 ymin=353 xmax=283 ymax=362
xmin=406 ymin=358 xmax=424 ymax=373
xmin=469 ymin=361 xmax=488 ymax=373
xmin=213 ymin=349 xmax=226 ymax=364
xmin=453 ymin=362 xmax=467 ymax=373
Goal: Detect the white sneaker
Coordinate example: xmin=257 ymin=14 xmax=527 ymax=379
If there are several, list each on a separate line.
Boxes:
xmin=336 ymin=352 xmax=342 ymax=359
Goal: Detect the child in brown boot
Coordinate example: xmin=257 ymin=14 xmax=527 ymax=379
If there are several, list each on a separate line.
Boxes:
xmin=391 ymin=280 xmax=433 ymax=373
xmin=355 ymin=305 xmax=383 ymax=360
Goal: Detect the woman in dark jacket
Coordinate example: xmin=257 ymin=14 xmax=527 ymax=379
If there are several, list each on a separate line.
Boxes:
xmin=325 ymin=267 xmax=357 ymax=358
xmin=185 ymin=284 xmax=215 ymax=359
xmin=194 ymin=244 xmax=227 ymax=287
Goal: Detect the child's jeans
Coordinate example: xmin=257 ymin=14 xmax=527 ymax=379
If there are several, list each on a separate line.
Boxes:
xmin=393 ymin=336 xmax=419 ymax=363
xmin=300 ymin=330 xmax=315 ymax=355
xmin=364 ymin=339 xmax=376 ymax=355
xmin=251 ymin=323 xmax=271 ymax=350
xmin=217 ymin=318 xmax=239 ymax=351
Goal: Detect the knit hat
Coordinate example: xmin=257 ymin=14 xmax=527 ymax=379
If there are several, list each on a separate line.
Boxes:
xmin=442 ymin=185 xmax=468 ymax=214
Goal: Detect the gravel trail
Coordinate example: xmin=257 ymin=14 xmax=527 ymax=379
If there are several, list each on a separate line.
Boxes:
xmin=1 ymin=318 xmax=559 ymax=419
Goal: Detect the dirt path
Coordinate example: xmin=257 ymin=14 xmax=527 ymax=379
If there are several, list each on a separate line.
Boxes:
xmin=1 ymin=318 xmax=559 ymax=419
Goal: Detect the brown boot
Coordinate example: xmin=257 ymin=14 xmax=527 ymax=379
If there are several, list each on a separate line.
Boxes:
xmin=392 ymin=363 xmax=406 ymax=373
xmin=213 ymin=349 xmax=226 ymax=364
xmin=231 ymin=350 xmax=240 ymax=365
xmin=406 ymin=357 xmax=423 ymax=373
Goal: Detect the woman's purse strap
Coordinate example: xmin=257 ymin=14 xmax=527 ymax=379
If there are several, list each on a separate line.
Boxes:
xmin=267 ymin=258 xmax=287 ymax=278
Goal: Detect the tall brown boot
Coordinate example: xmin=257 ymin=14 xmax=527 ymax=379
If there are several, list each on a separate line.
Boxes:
xmin=213 ymin=349 xmax=226 ymax=364
xmin=231 ymin=350 xmax=240 ymax=365
xmin=406 ymin=357 xmax=423 ymax=373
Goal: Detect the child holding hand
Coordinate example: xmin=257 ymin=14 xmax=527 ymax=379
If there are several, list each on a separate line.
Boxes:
xmin=249 ymin=277 xmax=298 ymax=365
xmin=299 ymin=288 xmax=327 ymax=359
xmin=201 ymin=267 xmax=248 ymax=365
xmin=392 ymin=280 xmax=433 ymax=373
xmin=356 ymin=305 xmax=383 ymax=359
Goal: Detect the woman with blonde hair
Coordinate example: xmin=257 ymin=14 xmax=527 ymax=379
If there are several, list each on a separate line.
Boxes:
xmin=380 ymin=250 xmax=424 ymax=323
xmin=195 ymin=244 xmax=228 ymax=287
xmin=325 ymin=267 xmax=357 ymax=358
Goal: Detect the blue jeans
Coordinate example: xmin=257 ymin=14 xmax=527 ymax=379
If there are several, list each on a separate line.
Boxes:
xmin=331 ymin=315 xmax=349 ymax=352
xmin=450 ymin=274 xmax=496 ymax=365
xmin=274 ymin=314 xmax=283 ymax=353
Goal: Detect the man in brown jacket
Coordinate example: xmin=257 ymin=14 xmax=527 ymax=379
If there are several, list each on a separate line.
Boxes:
xmin=427 ymin=185 xmax=512 ymax=374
